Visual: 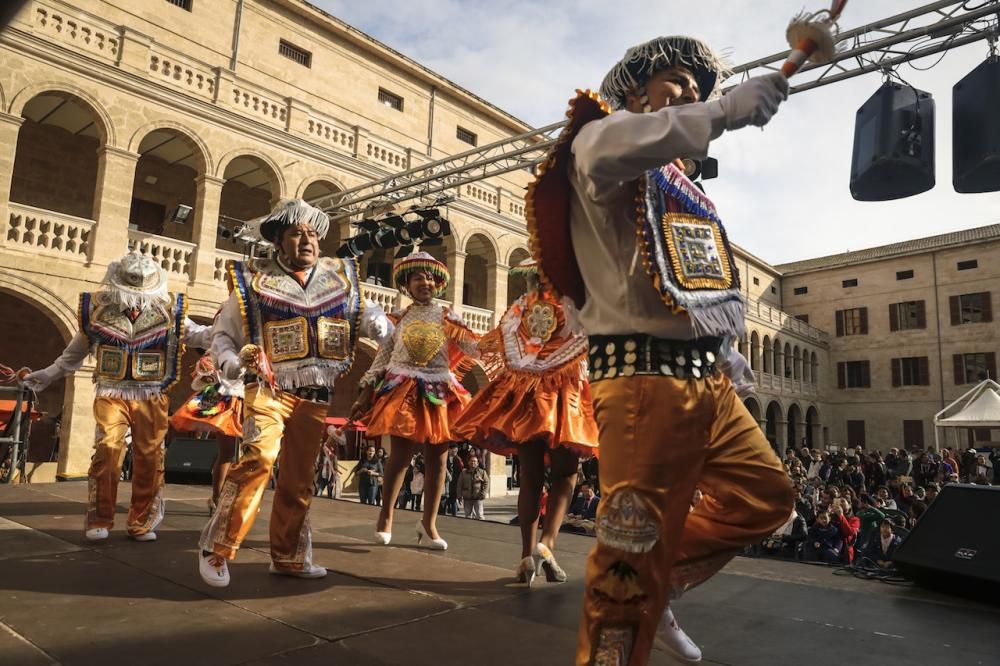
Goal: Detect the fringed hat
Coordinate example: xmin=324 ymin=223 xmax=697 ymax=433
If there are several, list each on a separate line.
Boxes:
xmin=599 ymin=36 xmax=732 ymax=110
xmin=256 ymin=199 xmax=331 ymax=244
xmin=509 ymin=258 xmax=538 ymax=278
xmin=392 ymin=251 xmax=450 ymax=298
xmin=100 ymin=251 xmax=169 ymax=310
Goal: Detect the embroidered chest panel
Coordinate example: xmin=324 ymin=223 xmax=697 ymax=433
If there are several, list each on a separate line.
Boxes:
xmin=87 ymin=292 xmax=173 ymax=347
xmin=663 ymin=213 xmax=733 ymax=290
xmin=248 ymin=257 xmax=351 ymax=315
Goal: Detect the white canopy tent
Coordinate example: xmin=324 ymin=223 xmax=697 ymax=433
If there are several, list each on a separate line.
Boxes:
xmin=934 ymin=379 xmax=1000 ymax=450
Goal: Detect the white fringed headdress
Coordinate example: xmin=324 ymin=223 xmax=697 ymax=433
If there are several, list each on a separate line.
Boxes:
xmin=99 ymin=252 xmax=170 ymax=311
xmin=599 ymin=36 xmax=733 ymax=110
xmin=255 ymin=199 xmax=331 ymax=243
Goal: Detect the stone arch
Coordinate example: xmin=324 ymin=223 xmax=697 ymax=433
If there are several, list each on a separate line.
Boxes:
xmin=765 ymin=400 xmax=783 ymax=455
xmin=10 ymin=82 xmax=115 ymax=145
xmin=805 ymin=404 xmax=821 ymax=449
xmin=296 ymin=173 xmax=347 ymax=199
xmin=129 ymin=127 xmax=211 ymax=244
xmin=463 ymin=232 xmax=498 ymax=309
xmin=127 ymin=121 xmax=212 ymax=174
xmin=787 ymin=402 xmax=803 ymax=450
xmin=743 ymin=395 xmax=762 ymax=422
xmin=782 ymin=342 xmax=792 ymax=378
xmin=215 ymin=148 xmax=286 ymax=198
xmin=811 ymin=351 xmax=819 ymax=385
xmin=801 ymin=347 xmax=811 ymax=383
xmin=750 ymin=330 xmax=761 ymax=371
xmin=793 ymin=345 xmax=802 ymax=380
xmin=0 ymin=271 xmax=75 ymax=341
xmin=0 ymin=79 xmax=6 ymax=112
xmin=762 ymin=334 xmax=772 ymax=374
xmin=506 ymin=246 xmax=532 ymax=305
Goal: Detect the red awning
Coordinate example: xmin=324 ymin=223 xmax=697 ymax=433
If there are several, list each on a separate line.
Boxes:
xmin=0 ymin=399 xmax=42 ymax=422
xmin=325 ymin=416 xmax=366 ymax=432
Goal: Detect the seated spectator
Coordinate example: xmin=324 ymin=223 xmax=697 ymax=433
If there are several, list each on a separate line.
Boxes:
xmin=803 ymin=510 xmax=843 ymax=564
xmin=832 ymin=497 xmax=860 ymax=564
xmin=569 ymin=483 xmax=599 ymax=520
xmin=876 ymin=486 xmax=897 ymax=510
xmin=862 ymin=518 xmax=902 ymax=570
xmin=762 ymin=508 xmax=808 ymax=558
xmin=855 ymin=494 xmax=885 ymax=554
xmin=924 ymin=482 xmax=940 ymax=504
xmin=972 ymin=454 xmax=994 ymax=485
xmin=909 ymin=500 xmax=928 ymax=528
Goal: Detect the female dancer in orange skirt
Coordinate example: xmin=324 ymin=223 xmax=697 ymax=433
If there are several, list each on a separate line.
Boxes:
xmin=169 ymin=353 xmax=243 ymax=513
xmin=349 ymin=252 xmax=478 ymax=550
xmin=455 ymin=259 xmax=598 ymax=585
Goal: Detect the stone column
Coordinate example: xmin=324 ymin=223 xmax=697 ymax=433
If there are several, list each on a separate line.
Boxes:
xmin=0 ymin=113 xmax=25 ymax=246
xmin=487 ymin=452 xmax=508 ymax=499
xmin=88 ymin=146 xmax=140 ymax=267
xmin=489 ymin=262 xmax=509 ymax=322
xmin=190 ymin=175 xmax=225 ymax=286
xmin=775 ymin=418 xmax=789 ymax=456
xmin=56 ymin=367 xmax=97 ymax=480
xmin=447 ymin=249 xmax=467 ymax=310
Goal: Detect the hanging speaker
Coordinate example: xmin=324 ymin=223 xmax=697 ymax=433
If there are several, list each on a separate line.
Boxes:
xmin=953 ymin=56 xmax=1000 ymax=193
xmin=849 ymin=82 xmax=935 ymax=201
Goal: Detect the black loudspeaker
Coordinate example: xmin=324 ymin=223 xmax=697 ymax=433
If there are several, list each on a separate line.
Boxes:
xmin=850 ymin=82 xmax=935 ymax=201
xmin=893 ymin=484 xmax=1000 ymax=598
xmin=953 ymin=56 xmax=1000 ymax=193
xmin=164 ymin=436 xmax=217 ymax=482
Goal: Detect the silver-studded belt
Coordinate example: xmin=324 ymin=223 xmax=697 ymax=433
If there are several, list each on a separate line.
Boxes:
xmin=587 ymin=334 xmax=722 ymax=383
xmin=247 ymin=377 xmax=331 ymax=403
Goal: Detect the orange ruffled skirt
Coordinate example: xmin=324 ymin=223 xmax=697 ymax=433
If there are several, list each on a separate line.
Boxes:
xmin=169 ymin=390 xmax=243 ymax=438
xmin=366 ymin=376 xmax=470 ymax=445
xmin=454 ymin=369 xmax=599 ymax=457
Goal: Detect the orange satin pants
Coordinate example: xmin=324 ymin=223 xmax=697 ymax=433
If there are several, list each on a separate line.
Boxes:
xmin=577 ymin=373 xmax=793 ymax=666
xmin=199 ymin=385 xmax=328 ymax=571
xmin=88 ymin=394 xmax=169 ymax=536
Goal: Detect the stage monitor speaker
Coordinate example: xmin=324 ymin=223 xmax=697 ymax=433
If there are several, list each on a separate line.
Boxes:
xmin=164 ymin=436 xmax=216 ymax=482
xmin=849 ymin=82 xmax=935 ymax=201
xmin=953 ymin=56 xmax=1000 ymax=193
xmin=893 ymin=484 xmax=1000 ymax=598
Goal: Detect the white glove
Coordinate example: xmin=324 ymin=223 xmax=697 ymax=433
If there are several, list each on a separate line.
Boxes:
xmin=717 ymin=345 xmax=756 ymax=398
xmin=22 ymin=365 xmax=60 ymax=393
xmin=719 ymin=73 xmax=789 ymax=131
xmin=361 ymin=300 xmax=393 ymax=342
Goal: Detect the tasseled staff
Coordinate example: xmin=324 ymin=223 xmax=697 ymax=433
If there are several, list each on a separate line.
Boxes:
xmin=782 ymin=0 xmax=848 ymax=77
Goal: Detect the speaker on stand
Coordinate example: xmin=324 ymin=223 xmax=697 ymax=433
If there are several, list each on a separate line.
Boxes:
xmin=849 ymin=81 xmax=935 ymax=201
xmin=953 ymin=56 xmax=1000 ymax=193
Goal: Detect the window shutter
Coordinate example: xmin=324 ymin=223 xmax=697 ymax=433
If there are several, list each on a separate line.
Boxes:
xmin=916 ymin=300 xmax=927 ymax=329
xmin=988 ymin=353 xmax=997 ymax=381
xmin=950 ymin=296 xmax=961 ymax=325
xmin=981 ymin=292 xmax=993 ymax=323
xmin=860 ymin=307 xmax=869 ymax=334
xmin=835 ymin=310 xmax=845 ymax=337
xmin=918 ymin=357 xmax=930 ymax=386
xmin=889 ymin=304 xmax=899 ymax=332
xmin=837 ymin=362 xmax=846 ymax=389
xmin=861 ymin=361 xmax=871 ymax=387
xmin=891 ymin=358 xmax=901 ymax=387
xmin=953 ymin=354 xmax=965 ymax=385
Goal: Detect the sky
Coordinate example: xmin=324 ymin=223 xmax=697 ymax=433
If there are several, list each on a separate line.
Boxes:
xmin=314 ymin=1 xmax=1000 ymax=265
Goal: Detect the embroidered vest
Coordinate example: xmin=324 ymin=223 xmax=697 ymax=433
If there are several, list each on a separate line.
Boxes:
xmin=637 ymin=164 xmax=745 ymax=337
xmin=229 ymin=256 xmax=363 ymax=389
xmin=500 ymin=290 xmax=587 ymax=373
xmin=79 ymin=291 xmax=187 ymax=399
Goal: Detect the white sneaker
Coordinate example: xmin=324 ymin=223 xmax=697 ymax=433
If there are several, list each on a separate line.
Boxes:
xmin=373 ymin=531 xmax=391 ymax=545
xmin=85 ymin=527 xmax=109 ymax=541
xmin=129 ymin=531 xmax=157 ymax=542
xmin=199 ymin=551 xmax=231 ymax=588
xmin=268 ymin=563 xmax=327 ymax=579
xmin=654 ymin=606 xmax=702 ymax=663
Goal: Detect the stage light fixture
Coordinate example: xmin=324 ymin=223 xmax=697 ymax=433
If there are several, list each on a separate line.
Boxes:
xmin=171 ymin=204 xmax=193 ymax=225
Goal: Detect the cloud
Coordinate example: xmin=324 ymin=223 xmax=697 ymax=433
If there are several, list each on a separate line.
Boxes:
xmin=313 ymin=0 xmax=1000 ymax=264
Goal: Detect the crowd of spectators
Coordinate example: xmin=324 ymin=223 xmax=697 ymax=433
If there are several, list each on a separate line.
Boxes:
xmin=756 ymin=443 xmax=999 ymax=571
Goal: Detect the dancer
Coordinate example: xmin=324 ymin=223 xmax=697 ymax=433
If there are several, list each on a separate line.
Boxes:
xmin=197 ymin=199 xmax=389 ymax=587
xmin=23 ymin=252 xmax=210 ymax=541
xmin=169 ymin=351 xmax=242 ymax=513
xmin=455 ymin=258 xmax=598 ymax=586
xmin=349 ymin=251 xmax=478 ymax=550
xmin=527 ymin=37 xmax=795 ymax=664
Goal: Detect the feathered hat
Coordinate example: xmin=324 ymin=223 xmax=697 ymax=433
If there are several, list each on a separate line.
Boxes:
xmin=392 ymin=251 xmax=450 ymax=298
xmin=598 ymin=36 xmax=732 ymax=110
xmin=99 ymin=251 xmax=169 ymax=310
xmin=255 ymin=199 xmax=331 ymax=244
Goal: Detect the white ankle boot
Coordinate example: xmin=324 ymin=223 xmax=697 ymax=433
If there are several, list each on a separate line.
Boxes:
xmin=654 ymin=606 xmax=702 ymax=663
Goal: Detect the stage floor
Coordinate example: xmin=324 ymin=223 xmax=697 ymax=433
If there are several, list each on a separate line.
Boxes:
xmin=0 ymin=482 xmax=997 ymax=666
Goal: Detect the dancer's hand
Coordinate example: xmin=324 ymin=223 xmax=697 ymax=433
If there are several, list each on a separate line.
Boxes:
xmin=719 ymin=73 xmax=789 ymax=130
xmin=22 ymin=366 xmax=58 ymax=392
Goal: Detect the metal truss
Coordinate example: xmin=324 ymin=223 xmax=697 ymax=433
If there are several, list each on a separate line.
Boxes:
xmin=317 ymin=0 xmax=999 ymax=220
